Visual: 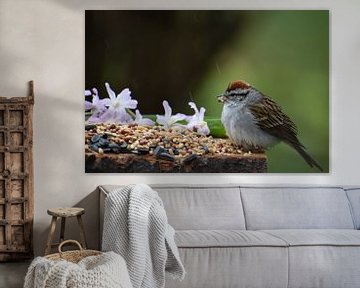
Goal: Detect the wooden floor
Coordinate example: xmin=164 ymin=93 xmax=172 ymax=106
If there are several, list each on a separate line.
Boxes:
xmin=0 ymin=261 xmax=30 ymax=288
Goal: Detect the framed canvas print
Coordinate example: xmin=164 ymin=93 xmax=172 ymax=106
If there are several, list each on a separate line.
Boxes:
xmin=85 ymin=10 xmax=329 ymax=173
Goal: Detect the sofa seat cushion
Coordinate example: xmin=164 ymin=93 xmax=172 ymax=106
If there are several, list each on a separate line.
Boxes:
xmin=167 ymin=231 xmax=289 ymax=288
xmin=260 ymin=230 xmax=360 ymax=288
xmin=175 ymin=230 xmax=288 ymax=248
xmin=261 ymin=229 xmax=360 ymax=246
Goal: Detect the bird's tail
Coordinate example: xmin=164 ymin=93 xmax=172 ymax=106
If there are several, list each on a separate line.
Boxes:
xmin=291 ymin=144 xmax=323 ymax=172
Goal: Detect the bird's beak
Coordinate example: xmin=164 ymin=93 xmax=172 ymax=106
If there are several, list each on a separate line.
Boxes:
xmin=217 ymin=94 xmax=226 ymax=103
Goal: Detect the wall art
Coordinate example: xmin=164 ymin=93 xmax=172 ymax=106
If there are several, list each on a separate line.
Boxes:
xmin=85 ymin=10 xmax=329 ymax=173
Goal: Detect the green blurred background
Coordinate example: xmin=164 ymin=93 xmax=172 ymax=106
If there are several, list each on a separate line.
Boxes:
xmin=85 ymin=10 xmax=329 ymax=173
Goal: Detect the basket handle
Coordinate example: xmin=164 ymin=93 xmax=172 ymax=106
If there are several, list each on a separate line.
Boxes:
xmin=58 ymin=240 xmax=83 ymax=255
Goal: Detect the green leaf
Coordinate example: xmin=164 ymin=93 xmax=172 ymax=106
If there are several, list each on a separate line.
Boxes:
xmin=205 ymin=117 xmax=227 ymax=138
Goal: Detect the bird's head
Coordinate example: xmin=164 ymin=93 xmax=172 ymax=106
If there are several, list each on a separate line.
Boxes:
xmin=217 ymin=80 xmax=252 ymax=106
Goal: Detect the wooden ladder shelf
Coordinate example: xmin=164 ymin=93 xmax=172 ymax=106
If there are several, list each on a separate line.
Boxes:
xmin=0 ymin=81 xmax=34 ymax=261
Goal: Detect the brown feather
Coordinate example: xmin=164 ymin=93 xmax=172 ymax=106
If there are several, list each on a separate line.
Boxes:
xmin=227 ymin=80 xmax=251 ymax=92
xmin=250 ymin=96 xmax=298 ymax=143
xmin=250 ymin=96 xmax=323 ymax=171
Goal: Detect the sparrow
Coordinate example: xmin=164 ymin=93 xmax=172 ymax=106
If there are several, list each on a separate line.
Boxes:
xmin=217 ymin=80 xmax=323 ymax=171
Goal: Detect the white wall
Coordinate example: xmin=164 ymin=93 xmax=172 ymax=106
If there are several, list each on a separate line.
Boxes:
xmin=0 ymin=0 xmax=359 ymax=256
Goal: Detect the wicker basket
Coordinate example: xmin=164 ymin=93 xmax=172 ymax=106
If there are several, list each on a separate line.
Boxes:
xmin=45 ymin=240 xmax=102 ymax=263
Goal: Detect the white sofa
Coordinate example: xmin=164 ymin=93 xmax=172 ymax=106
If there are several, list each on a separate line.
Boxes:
xmin=99 ymin=185 xmax=360 ymax=288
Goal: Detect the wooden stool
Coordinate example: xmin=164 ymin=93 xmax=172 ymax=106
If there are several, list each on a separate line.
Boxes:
xmin=45 ymin=207 xmax=87 ymax=255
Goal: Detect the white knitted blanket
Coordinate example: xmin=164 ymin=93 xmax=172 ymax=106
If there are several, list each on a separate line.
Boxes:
xmin=24 ymin=251 xmax=133 ymax=288
xmin=102 ymin=184 xmax=185 ymax=288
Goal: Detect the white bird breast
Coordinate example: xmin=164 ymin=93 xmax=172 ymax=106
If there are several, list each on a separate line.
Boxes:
xmin=221 ymin=103 xmax=279 ymax=148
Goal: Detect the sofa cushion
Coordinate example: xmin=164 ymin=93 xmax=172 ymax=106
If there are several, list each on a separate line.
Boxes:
xmin=261 ymin=229 xmax=360 ymax=246
xmin=261 ymin=230 xmax=360 ymax=288
xmin=241 ymin=187 xmax=355 ymax=230
xmin=287 ymin=246 xmax=360 ymax=288
xmin=345 ymin=188 xmax=360 ymax=229
xmin=175 ymin=230 xmax=288 ymax=248
xmin=100 ymin=185 xmax=246 ymax=230
xmin=165 ymin=246 xmax=288 ymax=288
xmin=154 ymin=186 xmax=246 ymax=230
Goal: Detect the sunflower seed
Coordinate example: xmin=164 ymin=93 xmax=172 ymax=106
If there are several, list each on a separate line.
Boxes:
xmin=154 ymin=146 xmax=165 ymax=156
xmin=91 ymin=134 xmax=101 ymax=143
xmin=85 ymin=124 xmax=97 ymax=131
xmin=158 ymin=152 xmax=175 ymax=162
xmin=183 ymin=153 xmax=198 ymax=164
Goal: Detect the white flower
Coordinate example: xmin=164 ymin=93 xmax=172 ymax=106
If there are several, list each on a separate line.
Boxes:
xmin=156 ymin=100 xmax=186 ymax=129
xmin=85 ymin=88 xmax=108 ymax=124
xmin=100 ymin=82 xmax=138 ymax=124
xmin=185 ymin=102 xmax=210 ymax=135
xmin=134 ymin=109 xmax=155 ymax=126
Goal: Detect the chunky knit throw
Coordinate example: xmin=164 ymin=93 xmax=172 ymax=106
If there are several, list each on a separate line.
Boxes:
xmin=24 ymin=251 xmax=133 ymax=288
xmin=102 ymin=184 xmax=185 ymax=288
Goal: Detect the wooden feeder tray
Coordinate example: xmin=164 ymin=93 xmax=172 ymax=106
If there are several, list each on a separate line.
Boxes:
xmin=85 ymin=124 xmax=267 ymax=173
